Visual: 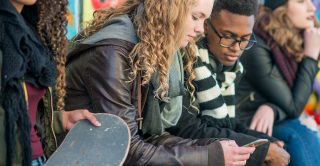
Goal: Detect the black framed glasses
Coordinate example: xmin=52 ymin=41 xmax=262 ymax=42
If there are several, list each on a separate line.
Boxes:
xmin=206 ymin=19 xmax=257 ymax=50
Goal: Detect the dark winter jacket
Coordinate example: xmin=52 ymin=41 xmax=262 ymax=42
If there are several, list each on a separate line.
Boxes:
xmin=236 ymin=35 xmax=319 ymax=126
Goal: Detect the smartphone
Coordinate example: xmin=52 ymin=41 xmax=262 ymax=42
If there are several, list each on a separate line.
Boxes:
xmin=242 ymin=139 xmax=269 ymax=147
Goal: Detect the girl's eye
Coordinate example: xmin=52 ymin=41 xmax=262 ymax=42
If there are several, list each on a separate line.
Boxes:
xmin=192 ymin=15 xmax=199 ymax=21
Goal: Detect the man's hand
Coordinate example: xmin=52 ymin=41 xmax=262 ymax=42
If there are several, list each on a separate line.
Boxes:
xmin=250 ymin=105 xmax=274 ymax=136
xmin=220 ymin=140 xmax=255 ymax=166
xmin=264 ymin=143 xmax=290 ymax=166
xmin=62 ymin=109 xmax=101 ymax=130
xmin=273 ymin=141 xmax=285 ymax=148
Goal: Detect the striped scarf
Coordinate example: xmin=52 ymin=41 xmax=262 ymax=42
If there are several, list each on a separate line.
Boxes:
xmin=193 ymin=42 xmax=244 ymax=128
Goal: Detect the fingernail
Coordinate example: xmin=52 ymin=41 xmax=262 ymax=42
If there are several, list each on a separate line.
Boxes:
xmin=95 ymin=121 xmax=101 ymax=126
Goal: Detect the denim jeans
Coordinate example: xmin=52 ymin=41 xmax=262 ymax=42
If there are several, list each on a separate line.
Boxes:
xmin=31 ymin=155 xmax=46 ymax=166
xmin=273 ymin=118 xmax=320 ymax=166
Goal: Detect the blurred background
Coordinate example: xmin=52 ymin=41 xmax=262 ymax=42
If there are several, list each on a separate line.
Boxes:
xmin=66 ymin=0 xmax=320 ymax=40
xmin=66 ymin=0 xmax=125 ymax=39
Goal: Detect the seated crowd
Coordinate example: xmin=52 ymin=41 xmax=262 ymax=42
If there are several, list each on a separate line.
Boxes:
xmin=1 ymin=0 xmax=319 ymax=165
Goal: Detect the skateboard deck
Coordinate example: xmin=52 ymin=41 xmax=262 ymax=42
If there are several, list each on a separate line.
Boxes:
xmin=45 ymin=113 xmax=130 ymax=166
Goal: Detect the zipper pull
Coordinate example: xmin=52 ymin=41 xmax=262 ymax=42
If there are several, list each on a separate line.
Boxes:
xmin=250 ymin=92 xmax=255 ymax=101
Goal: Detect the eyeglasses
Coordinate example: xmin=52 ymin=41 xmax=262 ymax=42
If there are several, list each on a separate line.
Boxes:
xmin=206 ymin=19 xmax=257 ymax=50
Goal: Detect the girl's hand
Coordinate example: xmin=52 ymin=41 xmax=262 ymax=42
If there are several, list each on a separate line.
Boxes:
xmin=62 ymin=109 xmax=101 ymax=130
xmin=304 ymin=28 xmax=320 ymax=60
xmin=250 ymin=105 xmax=274 ymax=136
xmin=220 ymin=140 xmax=255 ymax=166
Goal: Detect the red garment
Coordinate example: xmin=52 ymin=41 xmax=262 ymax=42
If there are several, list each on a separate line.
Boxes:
xmin=26 ymin=82 xmax=46 ymax=159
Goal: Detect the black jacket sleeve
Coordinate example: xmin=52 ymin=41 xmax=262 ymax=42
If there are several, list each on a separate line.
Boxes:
xmin=240 ymin=41 xmax=319 ymax=119
xmin=167 ymin=108 xmax=269 ymax=166
xmin=0 ymin=49 xmax=2 ymax=91
xmin=65 ymin=39 xmax=224 ymax=166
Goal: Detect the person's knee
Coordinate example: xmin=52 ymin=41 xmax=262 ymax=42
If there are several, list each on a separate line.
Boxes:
xmin=273 ymin=119 xmax=303 ymax=142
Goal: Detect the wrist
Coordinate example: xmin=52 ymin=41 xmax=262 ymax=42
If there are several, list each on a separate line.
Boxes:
xmin=61 ymin=111 xmax=68 ymax=130
xmin=304 ymin=52 xmax=319 ymax=61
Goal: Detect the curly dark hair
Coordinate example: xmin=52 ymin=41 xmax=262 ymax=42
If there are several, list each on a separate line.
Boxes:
xmin=211 ymin=0 xmax=259 ymax=17
xmin=38 ymin=0 xmax=68 ymax=111
xmin=22 ymin=0 xmax=68 ymax=111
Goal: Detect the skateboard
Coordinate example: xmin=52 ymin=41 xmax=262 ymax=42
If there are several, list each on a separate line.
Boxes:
xmin=45 ymin=113 xmax=130 ymax=166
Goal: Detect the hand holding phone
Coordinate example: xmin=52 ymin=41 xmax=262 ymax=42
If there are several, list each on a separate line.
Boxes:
xmin=242 ymin=139 xmax=269 ymax=147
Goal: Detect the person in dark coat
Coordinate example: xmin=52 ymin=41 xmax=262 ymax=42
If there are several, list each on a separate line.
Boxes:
xmin=0 ymin=0 xmax=100 ymax=165
xmin=236 ymin=0 xmax=320 ymax=165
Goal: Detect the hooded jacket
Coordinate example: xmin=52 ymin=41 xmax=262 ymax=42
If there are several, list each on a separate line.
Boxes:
xmin=65 ymin=14 xmax=225 ymax=166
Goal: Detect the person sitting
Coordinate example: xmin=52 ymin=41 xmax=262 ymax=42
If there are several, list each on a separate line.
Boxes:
xmin=166 ymin=0 xmax=290 ymax=165
xmin=236 ymin=0 xmax=320 ymax=165
xmin=0 ymin=0 xmax=100 ymax=165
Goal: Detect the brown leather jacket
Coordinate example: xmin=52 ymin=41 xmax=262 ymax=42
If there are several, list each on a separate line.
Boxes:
xmin=65 ymin=38 xmax=224 ymax=166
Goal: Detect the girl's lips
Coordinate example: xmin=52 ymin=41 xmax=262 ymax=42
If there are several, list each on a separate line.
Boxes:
xmin=307 ymin=15 xmax=315 ymax=20
xmin=187 ymin=35 xmax=196 ymax=42
xmin=188 ymin=35 xmax=196 ymax=39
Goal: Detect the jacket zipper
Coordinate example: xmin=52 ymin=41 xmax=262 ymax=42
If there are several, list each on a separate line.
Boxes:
xmin=236 ymin=91 xmax=255 ymax=109
xmin=22 ymin=82 xmax=29 ymax=108
xmin=22 ymin=82 xmax=58 ymax=150
xmin=48 ymin=87 xmax=58 ymax=148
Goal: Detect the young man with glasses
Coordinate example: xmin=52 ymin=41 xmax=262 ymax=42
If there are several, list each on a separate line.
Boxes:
xmin=167 ymin=0 xmax=290 ymax=165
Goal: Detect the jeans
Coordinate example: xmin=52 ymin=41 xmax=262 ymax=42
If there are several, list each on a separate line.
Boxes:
xmin=31 ymin=155 xmax=46 ymax=166
xmin=273 ymin=118 xmax=320 ymax=166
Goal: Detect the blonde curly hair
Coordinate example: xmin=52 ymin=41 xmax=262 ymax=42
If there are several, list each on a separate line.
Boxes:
xmin=257 ymin=5 xmax=319 ymax=62
xmin=182 ymin=43 xmax=198 ymax=107
xmin=79 ymin=0 xmax=198 ymax=100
